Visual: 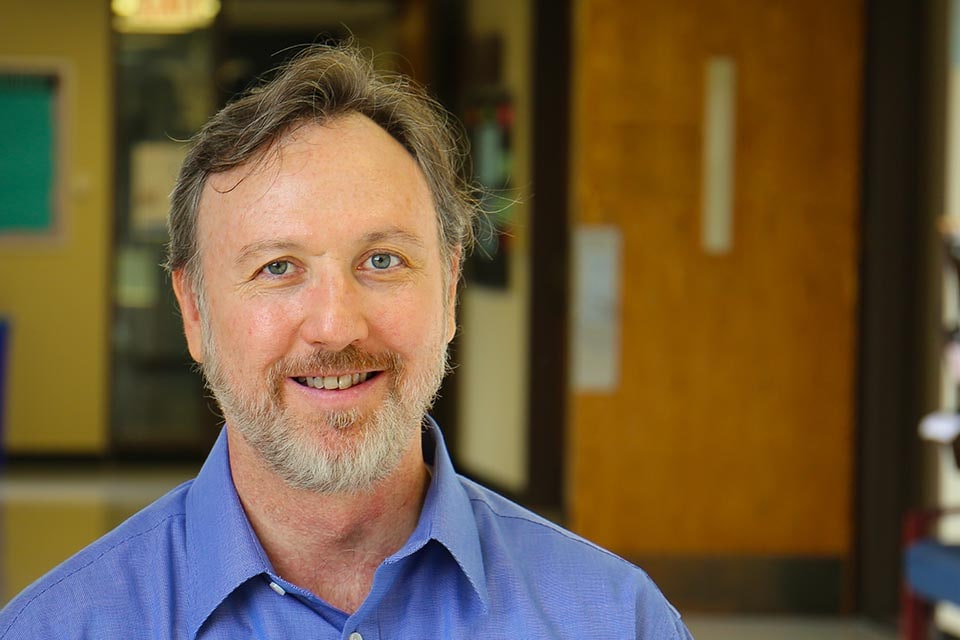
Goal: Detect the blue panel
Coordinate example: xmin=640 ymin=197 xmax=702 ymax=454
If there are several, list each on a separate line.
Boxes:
xmin=905 ymin=539 xmax=960 ymax=604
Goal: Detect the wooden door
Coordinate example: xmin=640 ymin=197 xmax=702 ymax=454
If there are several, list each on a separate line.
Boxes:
xmin=568 ymin=0 xmax=862 ymax=611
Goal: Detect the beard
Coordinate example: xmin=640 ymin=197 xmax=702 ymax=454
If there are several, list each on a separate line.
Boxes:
xmin=199 ymin=319 xmax=449 ymax=495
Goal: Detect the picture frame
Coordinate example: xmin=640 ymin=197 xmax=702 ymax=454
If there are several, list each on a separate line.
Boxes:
xmin=0 ymin=59 xmax=68 ymax=241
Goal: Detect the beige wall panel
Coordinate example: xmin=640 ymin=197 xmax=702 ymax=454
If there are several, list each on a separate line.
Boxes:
xmin=569 ymin=0 xmax=862 ymax=556
xmin=457 ymin=0 xmax=533 ymax=490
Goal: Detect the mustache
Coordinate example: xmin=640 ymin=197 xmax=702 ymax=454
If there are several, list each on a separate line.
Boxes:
xmin=269 ymin=345 xmax=404 ymax=379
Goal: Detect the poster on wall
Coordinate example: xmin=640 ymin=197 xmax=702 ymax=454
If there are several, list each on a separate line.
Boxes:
xmin=464 ymin=91 xmax=515 ymax=289
xmin=0 ymin=69 xmax=61 ymax=237
xmin=129 ymin=140 xmax=188 ymax=240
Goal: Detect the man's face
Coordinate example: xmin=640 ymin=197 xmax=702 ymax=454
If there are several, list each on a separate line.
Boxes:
xmin=173 ymin=115 xmax=458 ymax=493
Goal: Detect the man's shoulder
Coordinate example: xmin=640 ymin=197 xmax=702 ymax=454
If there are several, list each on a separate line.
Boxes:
xmin=0 ymin=480 xmax=194 ymax=640
xmin=458 ymin=474 xmax=690 ymax=637
xmin=459 ymin=474 xmax=637 ymax=572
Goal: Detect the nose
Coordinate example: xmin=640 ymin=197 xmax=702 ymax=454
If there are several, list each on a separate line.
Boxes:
xmin=297 ymin=268 xmax=369 ymax=351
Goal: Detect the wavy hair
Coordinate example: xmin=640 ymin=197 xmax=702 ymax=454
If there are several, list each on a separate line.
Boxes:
xmin=165 ymin=43 xmax=477 ymax=287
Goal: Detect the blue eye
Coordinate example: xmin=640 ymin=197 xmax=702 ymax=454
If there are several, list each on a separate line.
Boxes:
xmin=369 ymin=253 xmax=399 ymax=270
xmin=264 ymin=260 xmax=290 ymax=276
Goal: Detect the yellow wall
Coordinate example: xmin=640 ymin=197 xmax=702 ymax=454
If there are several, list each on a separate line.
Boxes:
xmin=0 ymin=2 xmax=112 ymax=453
xmin=4 ymin=499 xmax=107 ymax=596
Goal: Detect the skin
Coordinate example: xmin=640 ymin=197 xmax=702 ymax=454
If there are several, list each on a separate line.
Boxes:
xmin=171 ymin=114 xmax=459 ymax=612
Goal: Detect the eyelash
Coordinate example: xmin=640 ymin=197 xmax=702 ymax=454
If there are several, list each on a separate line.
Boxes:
xmin=257 ymin=253 xmax=405 ymax=279
xmin=364 ymin=252 xmax=404 ymax=270
xmin=260 ymin=260 xmax=294 ymax=277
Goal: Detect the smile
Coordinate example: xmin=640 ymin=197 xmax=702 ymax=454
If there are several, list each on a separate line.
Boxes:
xmin=294 ymin=372 xmax=373 ymax=390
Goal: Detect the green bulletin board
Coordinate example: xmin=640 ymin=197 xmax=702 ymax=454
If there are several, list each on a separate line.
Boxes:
xmin=0 ymin=72 xmax=58 ymax=234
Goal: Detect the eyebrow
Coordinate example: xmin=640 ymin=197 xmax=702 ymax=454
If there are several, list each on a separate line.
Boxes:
xmin=234 ymin=240 xmax=304 ymax=268
xmin=361 ymin=227 xmax=428 ymax=249
xmin=233 ymin=227 xmax=428 ymax=267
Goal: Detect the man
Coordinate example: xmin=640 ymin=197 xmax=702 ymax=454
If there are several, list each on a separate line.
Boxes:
xmin=0 ymin=44 xmax=692 ymax=639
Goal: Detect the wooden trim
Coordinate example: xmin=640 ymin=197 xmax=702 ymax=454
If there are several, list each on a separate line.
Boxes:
xmin=524 ymin=0 xmax=572 ymax=509
xmin=855 ymin=0 xmax=943 ymax=621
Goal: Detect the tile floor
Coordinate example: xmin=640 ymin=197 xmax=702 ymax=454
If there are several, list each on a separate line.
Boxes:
xmin=685 ymin=615 xmax=896 ymax=639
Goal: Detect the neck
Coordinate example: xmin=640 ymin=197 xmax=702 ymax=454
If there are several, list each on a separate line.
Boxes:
xmin=226 ymin=427 xmax=429 ymax=613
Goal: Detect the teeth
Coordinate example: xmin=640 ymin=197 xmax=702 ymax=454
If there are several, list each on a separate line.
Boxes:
xmin=299 ymin=372 xmax=370 ymax=390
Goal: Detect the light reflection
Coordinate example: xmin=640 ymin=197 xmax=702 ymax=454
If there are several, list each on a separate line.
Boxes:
xmin=112 ymin=0 xmax=221 ymax=34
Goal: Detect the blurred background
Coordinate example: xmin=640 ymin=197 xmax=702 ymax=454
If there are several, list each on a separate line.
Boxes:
xmin=0 ymin=0 xmax=957 ymax=637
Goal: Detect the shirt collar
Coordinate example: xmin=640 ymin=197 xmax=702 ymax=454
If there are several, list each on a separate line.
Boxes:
xmin=184 ymin=428 xmax=274 ymax=638
xmin=398 ymin=419 xmax=489 ymax=610
xmin=183 ymin=419 xmax=490 ymax=635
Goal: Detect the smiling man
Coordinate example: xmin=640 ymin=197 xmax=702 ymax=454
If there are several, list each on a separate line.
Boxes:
xmin=0 ymin=45 xmax=692 ymax=639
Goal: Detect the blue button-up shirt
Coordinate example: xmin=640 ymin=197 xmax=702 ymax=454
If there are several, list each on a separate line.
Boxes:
xmin=0 ymin=422 xmax=692 ymax=639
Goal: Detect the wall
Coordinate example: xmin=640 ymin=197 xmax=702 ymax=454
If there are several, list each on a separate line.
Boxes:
xmin=0 ymin=1 xmax=112 ymax=453
xmin=456 ymin=0 xmax=532 ymax=492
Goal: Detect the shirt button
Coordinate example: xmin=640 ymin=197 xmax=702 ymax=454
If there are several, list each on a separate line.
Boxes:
xmin=348 ymin=634 xmax=363 ymax=640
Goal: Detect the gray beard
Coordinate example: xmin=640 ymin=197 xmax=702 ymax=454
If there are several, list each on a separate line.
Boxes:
xmin=199 ymin=331 xmax=448 ymax=494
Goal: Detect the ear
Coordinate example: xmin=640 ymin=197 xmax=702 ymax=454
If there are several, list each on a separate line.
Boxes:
xmin=445 ymin=247 xmax=462 ymax=344
xmin=171 ymin=269 xmax=205 ymax=364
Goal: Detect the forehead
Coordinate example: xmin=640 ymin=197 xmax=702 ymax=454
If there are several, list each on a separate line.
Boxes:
xmin=195 ymin=114 xmax=438 ymax=250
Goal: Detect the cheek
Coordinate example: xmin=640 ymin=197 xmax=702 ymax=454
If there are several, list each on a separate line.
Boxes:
xmin=372 ymin=290 xmax=449 ymax=352
xmin=207 ymin=297 xmax=298 ymax=363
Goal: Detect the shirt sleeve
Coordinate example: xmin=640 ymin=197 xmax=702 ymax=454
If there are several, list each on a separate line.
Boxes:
xmin=633 ymin=577 xmax=695 ymax=639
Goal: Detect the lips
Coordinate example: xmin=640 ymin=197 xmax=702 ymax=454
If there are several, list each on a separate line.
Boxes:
xmin=294 ymin=372 xmax=372 ymax=390
xmin=278 ymin=346 xmax=400 ymax=394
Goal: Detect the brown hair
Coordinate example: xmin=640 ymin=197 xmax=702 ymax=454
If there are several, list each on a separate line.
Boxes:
xmin=165 ymin=43 xmax=477 ymax=286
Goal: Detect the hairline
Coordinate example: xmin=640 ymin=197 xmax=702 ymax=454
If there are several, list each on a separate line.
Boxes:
xmin=182 ymin=114 xmax=462 ymax=301
xmin=167 ymin=44 xmax=476 ymax=306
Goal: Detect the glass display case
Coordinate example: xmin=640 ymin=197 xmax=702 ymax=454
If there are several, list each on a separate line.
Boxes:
xmin=111 ymin=29 xmax=219 ymax=453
